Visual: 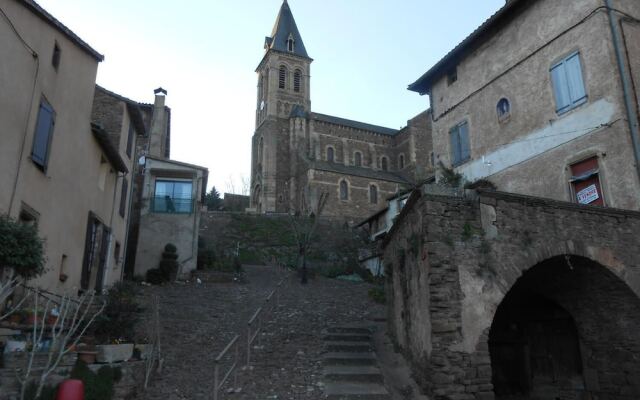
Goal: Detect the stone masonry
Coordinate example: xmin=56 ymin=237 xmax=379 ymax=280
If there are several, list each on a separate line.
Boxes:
xmin=383 ymin=188 xmax=640 ymax=400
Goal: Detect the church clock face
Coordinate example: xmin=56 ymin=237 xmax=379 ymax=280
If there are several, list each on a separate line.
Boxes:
xmin=260 ymin=100 xmax=265 ymax=111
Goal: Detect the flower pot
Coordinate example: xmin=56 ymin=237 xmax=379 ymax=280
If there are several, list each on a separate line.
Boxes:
xmin=96 ymin=343 xmax=134 ymax=363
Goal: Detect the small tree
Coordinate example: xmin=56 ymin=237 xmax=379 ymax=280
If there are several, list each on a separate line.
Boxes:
xmin=288 ymin=190 xmax=329 ymax=284
xmin=0 ymin=215 xmax=45 ymax=319
xmin=205 ymin=187 xmax=223 ymax=211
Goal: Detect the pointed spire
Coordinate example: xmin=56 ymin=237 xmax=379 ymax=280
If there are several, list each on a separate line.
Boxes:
xmin=264 ymin=0 xmax=309 ymax=58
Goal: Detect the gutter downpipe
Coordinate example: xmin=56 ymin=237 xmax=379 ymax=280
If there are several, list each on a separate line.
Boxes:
xmin=605 ymin=0 xmax=640 ymax=184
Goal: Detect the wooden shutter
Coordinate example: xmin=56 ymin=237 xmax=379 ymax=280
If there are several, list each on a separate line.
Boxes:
xmin=450 ymin=125 xmax=461 ymax=164
xmin=551 ymin=62 xmax=571 ymax=113
xmin=31 ymin=100 xmax=55 ymax=168
xmin=119 ymin=178 xmax=128 ymax=218
xmin=80 ymin=213 xmax=97 ymax=290
xmin=565 ymin=53 xmax=587 ymax=106
xmin=459 ymin=122 xmax=470 ymax=162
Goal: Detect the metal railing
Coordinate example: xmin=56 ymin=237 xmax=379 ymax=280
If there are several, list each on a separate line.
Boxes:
xmin=150 ymin=196 xmax=194 ymax=214
xmin=246 ymin=278 xmax=285 ymax=366
xmin=213 ymin=334 xmax=241 ymax=400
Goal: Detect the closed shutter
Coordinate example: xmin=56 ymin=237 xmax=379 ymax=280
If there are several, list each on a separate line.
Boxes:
xmin=459 ymin=122 xmax=470 ymax=162
xmin=551 ymin=62 xmax=571 ymax=113
xmin=565 ymin=53 xmax=587 ymax=106
xmin=450 ymin=126 xmax=461 ymax=164
xmin=31 ymin=100 xmax=55 ymax=168
xmin=119 ymin=178 xmax=128 ymax=218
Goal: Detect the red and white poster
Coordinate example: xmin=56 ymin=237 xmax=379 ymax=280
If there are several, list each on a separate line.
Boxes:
xmin=576 ymin=184 xmax=599 ymax=205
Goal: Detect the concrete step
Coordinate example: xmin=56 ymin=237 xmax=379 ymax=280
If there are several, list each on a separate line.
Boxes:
xmin=324 ymin=333 xmax=371 ymax=342
xmin=324 ymin=382 xmax=390 ymax=400
xmin=323 ymin=352 xmax=377 ymax=366
xmin=327 ymin=327 xmax=372 ymax=335
xmin=326 ymin=341 xmax=372 ymax=353
xmin=324 ymin=365 xmax=384 ymax=383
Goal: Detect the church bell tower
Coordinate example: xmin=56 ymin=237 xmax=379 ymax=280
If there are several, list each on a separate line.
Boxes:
xmin=250 ymin=0 xmax=313 ymax=213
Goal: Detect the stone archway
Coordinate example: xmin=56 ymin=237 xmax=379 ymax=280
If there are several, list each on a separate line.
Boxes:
xmin=488 ymin=255 xmax=640 ymax=400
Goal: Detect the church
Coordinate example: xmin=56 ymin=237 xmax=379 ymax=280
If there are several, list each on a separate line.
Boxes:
xmin=249 ymin=1 xmax=433 ymax=221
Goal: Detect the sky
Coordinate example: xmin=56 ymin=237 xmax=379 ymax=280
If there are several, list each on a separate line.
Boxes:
xmin=35 ymin=0 xmax=506 ymax=194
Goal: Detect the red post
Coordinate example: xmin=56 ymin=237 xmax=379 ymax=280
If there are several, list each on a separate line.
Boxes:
xmin=56 ymin=379 xmax=84 ymax=400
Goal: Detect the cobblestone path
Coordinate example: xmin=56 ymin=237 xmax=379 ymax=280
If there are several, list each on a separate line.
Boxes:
xmin=137 ymin=265 xmax=384 ymax=400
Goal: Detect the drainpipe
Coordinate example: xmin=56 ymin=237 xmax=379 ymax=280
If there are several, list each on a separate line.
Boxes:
xmin=605 ymin=0 xmax=640 ymax=184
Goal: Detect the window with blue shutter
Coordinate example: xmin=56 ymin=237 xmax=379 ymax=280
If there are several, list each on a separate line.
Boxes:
xmin=551 ymin=52 xmax=587 ymax=114
xmin=31 ymin=98 xmax=55 ymax=170
xmin=450 ymin=121 xmax=470 ymax=165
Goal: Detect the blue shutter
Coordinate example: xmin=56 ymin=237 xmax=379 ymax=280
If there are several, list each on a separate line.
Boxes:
xmin=565 ymin=53 xmax=587 ymax=106
xmin=459 ymin=122 xmax=470 ymax=162
xmin=31 ymin=101 xmax=55 ymax=167
xmin=450 ymin=126 xmax=461 ymax=164
xmin=551 ymin=62 xmax=571 ymax=113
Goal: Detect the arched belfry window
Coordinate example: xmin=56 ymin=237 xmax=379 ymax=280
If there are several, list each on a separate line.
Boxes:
xmin=399 ymin=154 xmax=405 ymax=169
xmin=354 ymin=152 xmax=362 ymax=167
xmin=381 ymin=156 xmax=389 ymax=171
xmin=339 ymin=180 xmax=349 ymax=201
xmin=369 ymin=185 xmax=378 ymax=204
xmin=287 ymin=35 xmax=295 ymax=52
xmin=294 ymin=69 xmax=302 ymax=93
xmin=279 ymin=65 xmax=287 ymax=89
xmin=258 ymin=137 xmax=264 ymax=161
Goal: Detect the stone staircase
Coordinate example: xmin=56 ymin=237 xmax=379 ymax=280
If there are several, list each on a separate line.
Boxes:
xmin=322 ymin=327 xmax=390 ymax=400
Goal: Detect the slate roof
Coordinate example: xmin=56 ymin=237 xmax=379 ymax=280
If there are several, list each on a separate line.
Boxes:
xmin=310 ymin=160 xmax=411 ymax=184
xmin=20 ymin=0 xmax=104 ymax=61
xmin=311 ymin=112 xmax=399 ymax=136
xmin=265 ymin=0 xmax=309 ymax=59
xmin=94 ymin=85 xmax=147 ymax=137
xmin=408 ymin=0 xmax=531 ymax=95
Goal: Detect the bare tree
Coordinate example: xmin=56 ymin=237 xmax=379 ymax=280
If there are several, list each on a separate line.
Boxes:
xmin=225 ymin=174 xmax=237 ymax=195
xmin=16 ymin=289 xmax=105 ymax=400
xmin=288 ymin=189 xmax=329 ymax=284
xmin=240 ymin=175 xmax=250 ymax=196
xmin=0 ymin=269 xmax=27 ymax=320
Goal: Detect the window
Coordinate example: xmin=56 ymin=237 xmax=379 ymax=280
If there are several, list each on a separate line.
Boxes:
xmin=19 ymin=203 xmax=39 ymax=226
xmin=327 ymin=146 xmax=335 ymax=162
xmin=339 ymin=180 xmax=349 ymax=200
xmin=381 ymin=157 xmax=388 ymax=171
xmin=114 ymin=242 xmax=121 ymax=266
xmin=570 ymin=156 xmax=604 ymax=206
xmin=119 ymin=178 xmax=128 ymax=218
xmin=52 ymin=42 xmax=61 ymax=70
xmin=354 ymin=151 xmax=362 ymax=167
xmin=551 ymin=52 xmax=587 ymax=114
xmin=447 ymin=67 xmax=458 ymax=85
xmin=497 ymin=98 xmax=511 ymax=122
xmin=369 ymin=185 xmax=378 ymax=204
xmin=450 ymin=121 xmax=470 ymax=165
xmin=287 ymin=36 xmax=295 ymax=52
xmin=279 ymin=65 xmax=287 ymax=89
xmin=126 ymin=122 xmax=134 ymax=158
xmin=294 ymin=69 xmax=301 ymax=92
xmin=399 ymin=154 xmax=405 ymax=169
xmin=81 ymin=212 xmax=110 ymax=291
xmin=152 ymin=179 xmax=193 ymax=213
xmin=31 ymin=98 xmax=55 ymax=170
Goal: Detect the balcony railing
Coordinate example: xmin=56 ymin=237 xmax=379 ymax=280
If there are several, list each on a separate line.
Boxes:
xmin=151 ymin=196 xmax=194 ymax=214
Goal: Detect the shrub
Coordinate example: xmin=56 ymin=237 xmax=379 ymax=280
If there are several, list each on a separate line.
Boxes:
xmin=93 ymin=281 xmax=141 ymax=343
xmin=70 ymin=361 xmax=122 ymax=400
xmin=146 ymin=243 xmax=179 ymax=284
xmin=0 ymin=215 xmax=45 ymax=278
xmin=368 ymin=287 xmax=386 ymax=304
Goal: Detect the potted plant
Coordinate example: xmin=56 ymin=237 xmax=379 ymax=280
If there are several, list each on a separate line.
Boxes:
xmin=92 ymin=282 xmax=141 ymax=363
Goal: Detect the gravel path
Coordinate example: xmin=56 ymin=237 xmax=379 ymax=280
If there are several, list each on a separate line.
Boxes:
xmin=136 ymin=265 xmax=383 ymax=400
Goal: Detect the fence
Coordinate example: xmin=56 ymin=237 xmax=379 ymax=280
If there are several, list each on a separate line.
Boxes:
xmin=213 ymin=334 xmax=241 ymax=400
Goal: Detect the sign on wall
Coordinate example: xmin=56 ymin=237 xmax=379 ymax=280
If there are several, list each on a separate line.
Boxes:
xmin=576 ymin=184 xmax=599 ymax=205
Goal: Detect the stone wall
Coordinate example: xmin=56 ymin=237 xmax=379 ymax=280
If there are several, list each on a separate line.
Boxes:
xmin=384 ymin=189 xmax=640 ymax=400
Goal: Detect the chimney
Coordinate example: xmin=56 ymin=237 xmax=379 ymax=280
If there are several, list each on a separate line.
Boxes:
xmin=148 ymin=87 xmax=168 ymax=159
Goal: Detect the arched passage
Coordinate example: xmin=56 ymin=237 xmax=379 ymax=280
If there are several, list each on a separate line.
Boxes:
xmin=489 ymin=255 xmax=640 ymax=400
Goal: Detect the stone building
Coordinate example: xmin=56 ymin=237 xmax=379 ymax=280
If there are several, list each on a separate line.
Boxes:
xmin=0 ymin=0 xmax=137 ymax=293
xmin=381 ymin=1 xmax=640 ymax=399
xmin=409 ymin=0 xmax=640 ymax=210
xmin=249 ymin=1 xmax=433 ymax=221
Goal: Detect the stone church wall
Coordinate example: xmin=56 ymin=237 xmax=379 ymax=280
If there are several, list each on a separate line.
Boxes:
xmin=384 ymin=190 xmax=640 ymax=399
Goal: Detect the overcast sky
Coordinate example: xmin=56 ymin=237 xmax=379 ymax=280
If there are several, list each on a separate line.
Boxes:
xmin=35 ymin=0 xmax=505 ymax=194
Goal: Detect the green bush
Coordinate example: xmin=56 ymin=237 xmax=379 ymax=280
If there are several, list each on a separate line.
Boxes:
xmin=70 ymin=360 xmax=122 ymax=400
xmin=368 ymin=287 xmax=386 ymax=304
xmin=92 ymin=281 xmax=141 ymax=343
xmin=0 ymin=215 xmax=45 ymax=278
